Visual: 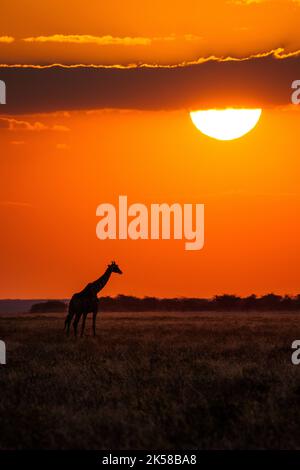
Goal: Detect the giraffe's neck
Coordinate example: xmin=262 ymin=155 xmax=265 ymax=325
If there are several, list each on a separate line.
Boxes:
xmin=91 ymin=268 xmax=112 ymax=294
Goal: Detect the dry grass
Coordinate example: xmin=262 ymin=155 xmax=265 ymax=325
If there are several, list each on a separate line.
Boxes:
xmin=1 ymin=311 xmax=300 ymax=449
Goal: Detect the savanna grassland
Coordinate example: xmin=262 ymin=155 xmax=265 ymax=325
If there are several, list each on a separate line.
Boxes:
xmin=1 ymin=311 xmax=300 ymax=450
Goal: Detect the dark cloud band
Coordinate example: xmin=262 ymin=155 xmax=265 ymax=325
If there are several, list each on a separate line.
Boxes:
xmin=0 ymin=54 xmax=299 ymax=114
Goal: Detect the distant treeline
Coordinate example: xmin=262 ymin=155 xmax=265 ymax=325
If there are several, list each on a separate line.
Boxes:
xmin=30 ymin=294 xmax=300 ymax=313
xmin=101 ymin=294 xmax=300 ymax=311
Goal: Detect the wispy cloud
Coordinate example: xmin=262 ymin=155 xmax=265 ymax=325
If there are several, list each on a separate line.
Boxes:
xmin=0 ymin=47 xmax=299 ymax=68
xmin=228 ymin=0 xmax=264 ymax=4
xmin=10 ymin=140 xmax=25 ymax=145
xmin=0 ymin=201 xmax=32 ymax=208
xmin=56 ymin=143 xmax=69 ymax=150
xmin=0 ymin=118 xmax=70 ymax=132
xmin=229 ymin=0 xmax=300 ymax=3
xmin=0 ymin=36 xmax=15 ymax=43
xmin=21 ymin=34 xmax=199 ymax=46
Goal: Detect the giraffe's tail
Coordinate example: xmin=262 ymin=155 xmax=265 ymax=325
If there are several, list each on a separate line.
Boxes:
xmin=64 ymin=298 xmax=75 ymax=331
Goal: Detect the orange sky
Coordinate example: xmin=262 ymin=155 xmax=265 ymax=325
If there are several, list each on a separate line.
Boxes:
xmin=1 ymin=0 xmax=300 ymax=298
xmin=1 ymin=0 xmax=300 ymax=64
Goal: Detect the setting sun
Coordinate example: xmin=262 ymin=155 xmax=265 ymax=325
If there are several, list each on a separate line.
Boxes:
xmin=190 ymin=108 xmax=262 ymax=141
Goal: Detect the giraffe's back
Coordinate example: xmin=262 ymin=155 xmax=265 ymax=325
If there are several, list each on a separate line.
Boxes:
xmin=69 ymin=292 xmax=98 ymax=314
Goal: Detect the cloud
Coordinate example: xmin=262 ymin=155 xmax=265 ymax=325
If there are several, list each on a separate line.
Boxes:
xmin=22 ymin=34 xmax=191 ymax=46
xmin=23 ymin=35 xmax=151 ymax=46
xmin=228 ymin=0 xmax=288 ymax=3
xmin=0 ymin=201 xmax=32 ymax=208
xmin=0 ymin=118 xmax=70 ymax=131
xmin=56 ymin=143 xmax=69 ymax=150
xmin=0 ymin=49 xmax=300 ymax=113
xmin=10 ymin=140 xmax=25 ymax=145
xmin=228 ymin=0 xmax=263 ymax=4
xmin=0 ymin=36 xmax=14 ymax=43
xmin=52 ymin=124 xmax=70 ymax=132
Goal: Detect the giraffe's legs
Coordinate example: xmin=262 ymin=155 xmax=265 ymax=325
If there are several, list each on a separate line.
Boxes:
xmin=80 ymin=313 xmax=88 ymax=337
xmin=64 ymin=311 xmax=74 ymax=335
xmin=73 ymin=312 xmax=81 ymax=337
xmin=92 ymin=310 xmax=97 ymax=336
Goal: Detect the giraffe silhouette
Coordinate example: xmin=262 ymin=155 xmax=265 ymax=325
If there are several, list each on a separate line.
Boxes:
xmin=64 ymin=261 xmax=123 ymax=337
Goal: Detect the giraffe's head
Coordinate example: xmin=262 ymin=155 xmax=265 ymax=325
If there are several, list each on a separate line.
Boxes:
xmin=109 ymin=261 xmax=123 ymax=274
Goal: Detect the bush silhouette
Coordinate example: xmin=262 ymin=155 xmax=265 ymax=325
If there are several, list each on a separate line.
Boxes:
xmin=30 ymin=300 xmax=67 ymax=313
